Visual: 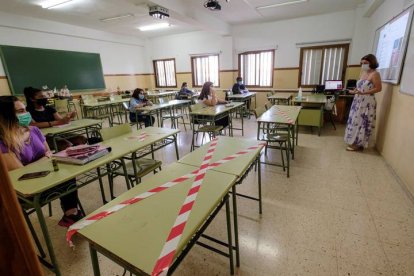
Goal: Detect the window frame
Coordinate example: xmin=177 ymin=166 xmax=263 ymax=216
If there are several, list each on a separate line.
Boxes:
xmin=238 ymin=49 xmax=275 ymax=88
xmin=153 ymin=58 xmax=177 ymax=88
xmin=190 ymin=54 xmax=220 ymax=87
xmin=298 ymin=44 xmax=349 ymax=88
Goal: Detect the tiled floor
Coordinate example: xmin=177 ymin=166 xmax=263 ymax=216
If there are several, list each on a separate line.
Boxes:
xmin=34 ymin=116 xmax=414 ymax=275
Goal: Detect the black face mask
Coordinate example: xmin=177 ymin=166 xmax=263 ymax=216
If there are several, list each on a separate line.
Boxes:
xmin=36 ymin=98 xmax=48 ymax=106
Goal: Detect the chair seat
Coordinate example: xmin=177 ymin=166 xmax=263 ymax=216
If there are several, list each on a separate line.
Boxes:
xmin=115 ymin=158 xmax=162 ymax=177
xmin=196 ymin=125 xmax=223 ymax=133
xmin=262 ymin=133 xmax=288 ymax=142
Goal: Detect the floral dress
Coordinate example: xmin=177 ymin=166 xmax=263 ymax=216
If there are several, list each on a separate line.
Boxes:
xmin=344 ymin=79 xmax=376 ymax=148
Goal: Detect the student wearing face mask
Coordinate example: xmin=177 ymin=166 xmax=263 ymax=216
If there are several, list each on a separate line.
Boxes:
xmin=0 ymin=96 xmax=83 ymax=227
xmin=129 ymin=88 xmax=155 ymax=127
xmin=344 ymin=54 xmax=382 ymax=151
xmin=232 ymin=77 xmax=249 ymax=95
xmin=231 ymin=77 xmax=251 ymax=112
xmin=24 ymin=87 xmax=87 ymax=151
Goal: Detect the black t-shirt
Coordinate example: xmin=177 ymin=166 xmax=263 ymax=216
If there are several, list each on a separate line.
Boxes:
xmin=30 ymin=106 xmax=57 ymax=122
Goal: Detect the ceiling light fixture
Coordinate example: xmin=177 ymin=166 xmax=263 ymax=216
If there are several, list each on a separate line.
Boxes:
xmin=256 ymin=0 xmax=308 ymax=10
xmin=100 ymin=14 xmax=134 ymax=22
xmin=40 ymin=0 xmax=74 ymax=9
xmin=138 ymin=23 xmax=170 ymax=31
xmin=149 ymin=5 xmax=169 ymax=19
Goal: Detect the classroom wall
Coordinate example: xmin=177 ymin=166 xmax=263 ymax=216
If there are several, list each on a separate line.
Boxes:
xmin=0 ymin=11 xmax=150 ymax=95
xmin=368 ymin=0 xmax=414 ymax=196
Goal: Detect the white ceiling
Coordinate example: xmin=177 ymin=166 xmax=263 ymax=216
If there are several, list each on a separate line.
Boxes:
xmin=0 ymin=0 xmax=367 ymax=38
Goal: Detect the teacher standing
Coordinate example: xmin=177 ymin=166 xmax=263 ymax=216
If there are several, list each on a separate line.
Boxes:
xmin=344 ymin=54 xmax=382 ymax=151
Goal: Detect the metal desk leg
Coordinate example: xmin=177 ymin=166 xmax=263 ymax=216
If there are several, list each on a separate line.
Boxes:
xmin=318 ymin=105 xmax=323 ymax=136
xmin=174 ymin=134 xmax=180 ymax=160
xmin=257 ymin=121 xmax=261 ymax=140
xmin=96 ymin=167 xmax=107 ymax=204
xmin=290 ymin=125 xmax=295 ymax=160
xmin=34 ymin=195 xmax=61 ymax=276
xmin=231 ymin=186 xmax=240 ymax=267
xmin=258 ymin=157 xmax=262 ymax=214
xmin=225 ymin=195 xmax=235 ymax=274
xmin=89 ymin=244 xmax=101 ymax=276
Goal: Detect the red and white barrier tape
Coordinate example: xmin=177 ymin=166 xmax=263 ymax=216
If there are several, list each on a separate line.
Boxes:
xmin=274 ymin=107 xmax=294 ymax=125
xmin=66 ymin=141 xmax=264 ymax=248
xmin=151 ymin=139 xmax=218 ymax=275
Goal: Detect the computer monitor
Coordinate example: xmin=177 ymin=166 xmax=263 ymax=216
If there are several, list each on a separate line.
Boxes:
xmin=324 ymin=80 xmax=343 ymax=90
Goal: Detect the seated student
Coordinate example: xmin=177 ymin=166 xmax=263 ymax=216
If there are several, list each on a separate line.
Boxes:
xmin=0 ymin=96 xmax=83 ymax=227
xmin=198 ymin=81 xmax=229 ymax=128
xmin=24 ymin=87 xmax=87 ymax=150
xmin=232 ymin=77 xmax=249 ymax=95
xmin=176 ymin=82 xmax=194 ymax=99
xmin=231 ymin=77 xmax=251 ymax=112
xmin=129 ymin=88 xmax=155 ymax=127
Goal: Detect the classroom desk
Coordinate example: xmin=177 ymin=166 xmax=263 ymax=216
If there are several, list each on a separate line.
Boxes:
xmin=227 ymin=92 xmax=257 ymax=115
xmin=292 ymin=94 xmax=327 ymax=136
xmin=256 ymin=105 xmax=302 ymax=177
xmin=146 ymin=91 xmax=177 ymax=103
xmin=40 ymin=119 xmax=102 ymax=152
xmin=135 ymin=99 xmax=191 ymax=128
xmin=189 ymin=102 xmax=245 ymax=136
xmin=77 ymin=162 xmax=237 ymax=275
xmin=10 ymin=127 xmax=179 ymax=275
xmin=177 ymin=136 xmax=264 ymax=267
xmin=267 ymin=93 xmax=293 ymax=105
xmin=81 ymin=98 xmax=130 ymax=126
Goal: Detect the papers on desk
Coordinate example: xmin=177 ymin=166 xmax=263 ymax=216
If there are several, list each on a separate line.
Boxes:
xmin=53 ymin=144 xmax=111 ymax=165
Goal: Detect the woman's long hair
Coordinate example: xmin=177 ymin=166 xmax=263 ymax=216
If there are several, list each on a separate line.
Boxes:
xmin=24 ymin=86 xmax=42 ymax=112
xmin=132 ymin=88 xmax=144 ymax=100
xmin=198 ymin=82 xmax=213 ymax=100
xmin=0 ymin=96 xmax=25 ymax=154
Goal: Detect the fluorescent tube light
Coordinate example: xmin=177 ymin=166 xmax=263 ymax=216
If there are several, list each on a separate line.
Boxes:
xmin=138 ymin=23 xmax=170 ymax=31
xmin=256 ymin=0 xmax=308 ymax=10
xmin=100 ymin=14 xmax=134 ymax=22
xmin=40 ymin=0 xmax=74 ymax=9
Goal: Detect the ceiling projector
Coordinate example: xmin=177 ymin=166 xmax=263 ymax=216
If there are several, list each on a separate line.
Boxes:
xmin=204 ymin=0 xmax=221 ymax=11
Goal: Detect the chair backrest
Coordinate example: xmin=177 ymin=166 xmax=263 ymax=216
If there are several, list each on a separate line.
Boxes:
xmin=253 ymin=106 xmax=266 ymax=119
xmin=264 ymin=102 xmax=272 ymax=110
xmin=324 ymin=93 xmax=338 ymax=111
xmin=100 ymin=124 xmax=132 ymax=141
xmin=54 ymin=99 xmax=69 ymax=113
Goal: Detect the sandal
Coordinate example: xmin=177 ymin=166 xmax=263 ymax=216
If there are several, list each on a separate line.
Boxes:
xmin=346 ymin=146 xmax=358 ymax=151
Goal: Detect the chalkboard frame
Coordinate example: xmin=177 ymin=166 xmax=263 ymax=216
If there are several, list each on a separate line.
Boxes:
xmin=0 ymin=45 xmax=106 ymax=95
xmin=372 ymin=6 xmax=414 ymax=84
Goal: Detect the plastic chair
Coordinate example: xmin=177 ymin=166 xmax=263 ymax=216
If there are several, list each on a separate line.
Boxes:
xmin=99 ymin=124 xmax=162 ymax=198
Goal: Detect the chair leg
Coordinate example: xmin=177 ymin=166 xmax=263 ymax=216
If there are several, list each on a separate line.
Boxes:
xmin=330 ymin=113 xmax=336 ymax=130
xmin=48 ymin=202 xmax=52 ymax=217
xmin=181 ymin=117 xmax=187 ymax=131
xmin=77 ymin=198 xmax=85 ymax=216
xmin=280 ymin=142 xmax=285 ymax=171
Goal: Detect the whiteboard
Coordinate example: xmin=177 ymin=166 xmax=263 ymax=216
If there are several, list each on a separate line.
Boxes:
xmin=401 ymin=14 xmax=414 ymax=95
xmin=373 ymin=6 xmax=413 ymax=84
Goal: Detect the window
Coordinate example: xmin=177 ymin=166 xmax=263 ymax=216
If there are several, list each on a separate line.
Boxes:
xmin=153 ymin=58 xmax=177 ymax=88
xmin=239 ymin=50 xmax=274 ymax=87
xmin=191 ymin=55 xmax=219 ymax=87
xmin=299 ymin=44 xmax=349 ymax=87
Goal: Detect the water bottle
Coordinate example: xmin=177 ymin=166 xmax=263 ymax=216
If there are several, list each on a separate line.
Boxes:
xmin=298 ymin=87 xmax=303 ymax=100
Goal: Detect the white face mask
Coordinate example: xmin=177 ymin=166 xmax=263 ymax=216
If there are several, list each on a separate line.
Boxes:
xmin=361 ymin=64 xmax=370 ymax=71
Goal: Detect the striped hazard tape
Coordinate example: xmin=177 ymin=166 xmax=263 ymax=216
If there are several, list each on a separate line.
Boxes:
xmin=275 ymin=107 xmax=294 ymax=125
xmin=66 ymin=140 xmax=264 ymax=256
xmin=151 ymin=139 xmax=218 ymax=275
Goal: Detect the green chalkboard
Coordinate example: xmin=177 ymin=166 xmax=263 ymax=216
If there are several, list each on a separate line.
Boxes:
xmin=0 ymin=45 xmax=106 ymax=95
